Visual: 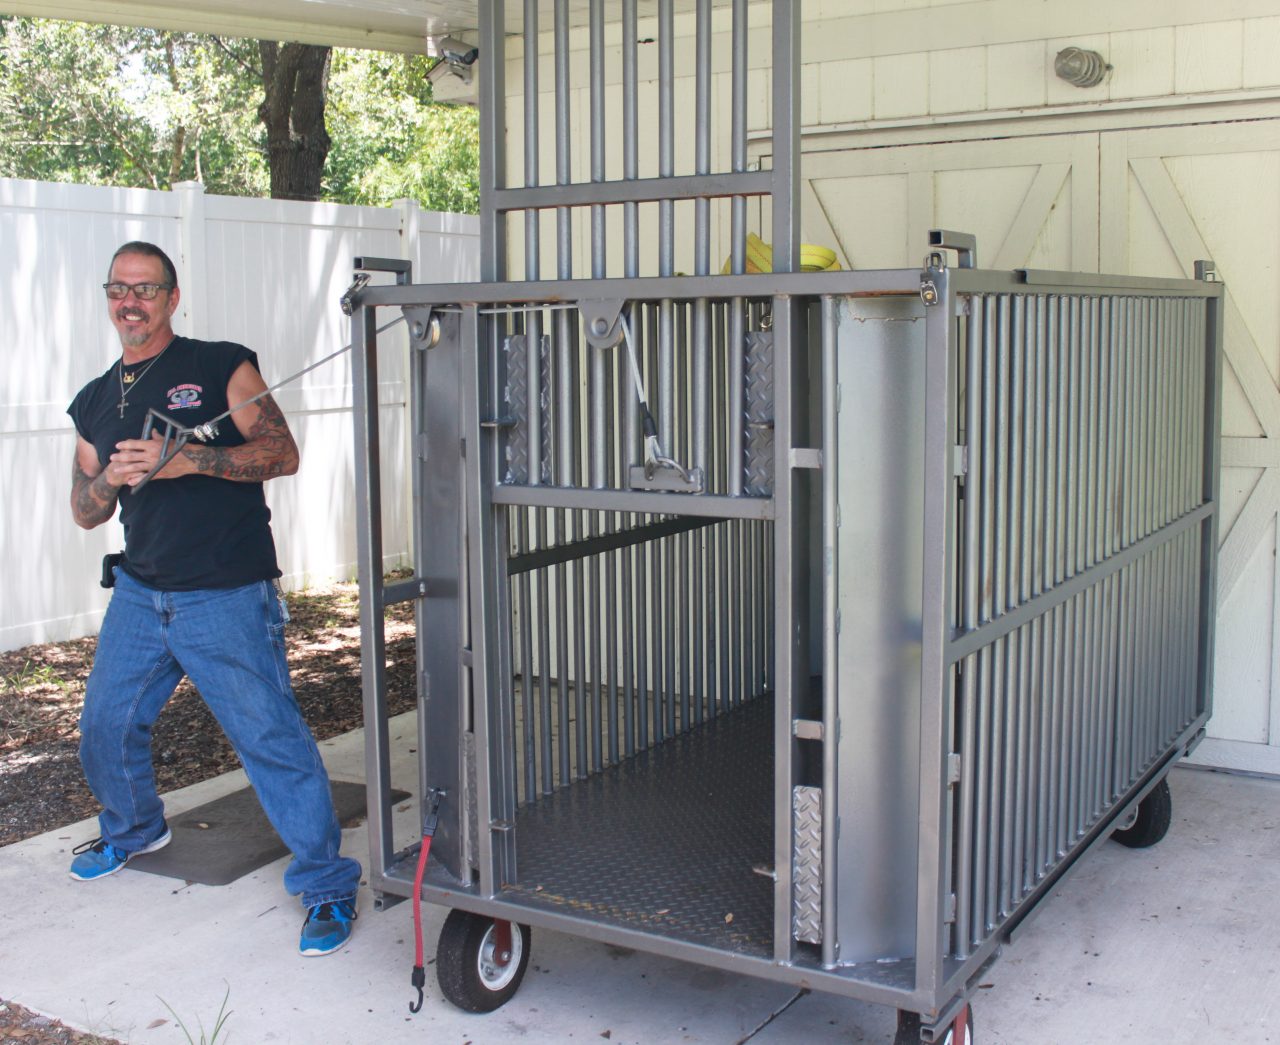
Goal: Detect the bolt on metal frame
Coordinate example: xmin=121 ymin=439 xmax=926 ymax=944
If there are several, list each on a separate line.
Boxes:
xmin=347 ymin=0 xmax=1225 ymax=1035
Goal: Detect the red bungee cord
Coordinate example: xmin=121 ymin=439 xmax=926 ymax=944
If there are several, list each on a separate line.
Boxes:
xmin=409 ymin=789 xmax=445 ymax=1014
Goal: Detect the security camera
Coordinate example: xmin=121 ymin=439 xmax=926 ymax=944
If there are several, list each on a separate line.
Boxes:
xmin=424 ymin=34 xmax=481 ymax=97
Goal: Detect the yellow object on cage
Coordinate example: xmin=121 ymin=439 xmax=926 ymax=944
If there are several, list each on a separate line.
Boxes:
xmin=722 ymin=233 xmax=842 ymax=274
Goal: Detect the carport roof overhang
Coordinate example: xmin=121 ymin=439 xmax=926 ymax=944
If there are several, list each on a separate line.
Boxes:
xmin=0 ymin=1 xmax=731 ymax=53
xmin=0 ymin=0 xmax=478 ymax=54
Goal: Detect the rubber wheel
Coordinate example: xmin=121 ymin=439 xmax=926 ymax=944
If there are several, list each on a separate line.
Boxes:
xmin=435 ymin=909 xmax=532 ymax=1012
xmin=894 ymin=1009 xmax=922 ymax=1045
xmin=1112 ymin=778 xmax=1172 ymax=849
xmin=939 ymin=1005 xmax=974 ymax=1045
xmin=894 ymin=1006 xmax=974 ymax=1045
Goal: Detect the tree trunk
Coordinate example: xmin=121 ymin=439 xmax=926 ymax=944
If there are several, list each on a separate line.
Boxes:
xmin=258 ymin=41 xmax=331 ymax=201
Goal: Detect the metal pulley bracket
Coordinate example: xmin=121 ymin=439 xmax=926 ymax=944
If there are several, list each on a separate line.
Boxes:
xmin=403 ymin=306 xmax=442 ymax=350
xmin=1194 ymin=259 xmax=1218 ymax=282
xmin=628 ymin=462 xmax=705 ymax=494
xmin=579 ymin=298 xmax=628 ymax=349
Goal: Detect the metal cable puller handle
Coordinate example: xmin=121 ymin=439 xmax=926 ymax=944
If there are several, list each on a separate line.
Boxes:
xmin=129 ymin=277 xmax=403 ymax=493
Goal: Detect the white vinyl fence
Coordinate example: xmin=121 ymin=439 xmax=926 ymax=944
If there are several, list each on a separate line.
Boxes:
xmin=0 ymin=178 xmax=479 ymax=651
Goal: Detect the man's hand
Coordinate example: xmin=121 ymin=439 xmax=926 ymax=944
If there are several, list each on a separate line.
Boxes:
xmin=110 ymin=432 xmax=190 ymax=485
xmin=111 ymin=363 xmax=300 ymax=486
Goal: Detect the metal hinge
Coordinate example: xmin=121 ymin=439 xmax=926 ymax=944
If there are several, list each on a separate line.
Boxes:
xmin=944 ymin=893 xmax=957 ymax=923
xmin=952 ymin=444 xmax=968 ymax=477
xmin=947 ymin=753 xmax=962 ymax=786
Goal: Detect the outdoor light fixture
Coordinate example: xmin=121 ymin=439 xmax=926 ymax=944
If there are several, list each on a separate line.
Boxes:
xmin=1054 ymin=47 xmax=1110 ymax=88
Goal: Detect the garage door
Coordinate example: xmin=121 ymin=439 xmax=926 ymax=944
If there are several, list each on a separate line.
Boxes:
xmin=792 ymin=119 xmax=1280 ymax=775
xmin=1103 ymin=119 xmax=1280 ymax=775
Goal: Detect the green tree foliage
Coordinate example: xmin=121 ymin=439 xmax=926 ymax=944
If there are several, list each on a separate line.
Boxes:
xmin=0 ymin=17 xmax=267 ymax=194
xmin=325 ymin=49 xmax=479 ymax=214
xmin=0 ymin=16 xmax=479 ymax=213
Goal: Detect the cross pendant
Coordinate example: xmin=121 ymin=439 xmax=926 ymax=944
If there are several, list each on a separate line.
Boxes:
xmin=118 ymin=399 xmax=126 ymax=419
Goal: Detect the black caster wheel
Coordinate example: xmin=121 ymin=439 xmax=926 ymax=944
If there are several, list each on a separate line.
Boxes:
xmin=893 ymin=1009 xmax=922 ymax=1045
xmin=894 ymin=1005 xmax=974 ymax=1045
xmin=1112 ymin=777 xmax=1172 ymax=849
xmin=435 ymin=909 xmax=532 ymax=1012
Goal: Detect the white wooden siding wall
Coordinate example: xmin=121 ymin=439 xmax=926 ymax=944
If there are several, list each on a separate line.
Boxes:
xmin=510 ymin=0 xmax=1280 ymax=773
xmin=0 ymin=179 xmax=478 ymax=651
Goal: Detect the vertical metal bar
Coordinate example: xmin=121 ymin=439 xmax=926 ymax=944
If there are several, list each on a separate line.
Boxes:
xmin=820 ymin=295 xmax=840 ymax=967
xmin=771 ymin=0 xmax=800 ymax=275
xmin=589 ymin=0 xmax=607 ymax=490
xmin=590 ymin=542 xmax=603 ymax=772
xmin=518 ymin=540 xmax=535 ymax=805
xmin=695 ymin=0 xmax=712 ymax=277
xmin=538 ymin=558 xmax=554 ymax=795
xmin=731 ymin=0 xmax=749 ymax=273
xmin=622 ymin=0 xmax=639 ymax=278
xmin=1141 ymin=297 xmax=1155 ymax=540
xmin=658 ymin=0 xmax=675 ymax=278
xmin=461 ymin=303 xmax=517 ymax=893
xmin=556 ymin=548 xmax=571 ymax=787
xmin=954 ymin=297 xmax=982 ymax=957
xmin=637 ymin=520 xmax=651 ymax=753
xmin=584 ymin=0 xmax=607 ymax=781
xmin=1003 ymin=295 xmax=1026 ymax=916
xmin=1099 ymin=572 xmax=1116 ymax=806
xmin=554 ymin=0 xmax=572 ymax=284
xmin=1198 ymin=289 xmax=1222 ymax=723
xmin=477 ymin=0 xmax=506 ymax=281
xmin=772 ymin=293 xmax=804 ymax=963
xmin=914 ymin=263 xmax=961 ymax=999
xmin=1028 ymin=296 xmax=1047 ymax=881
xmin=728 ymin=0 xmax=748 ymax=495
xmin=574 ymin=550 xmax=589 ymax=779
xmin=989 ymin=295 xmax=1010 ymax=924
xmin=523 ymin=0 xmax=542 ymax=478
xmin=972 ymin=295 xmax=995 ymax=939
xmin=1047 ymin=296 xmax=1063 ymax=589
xmin=352 ymin=302 xmax=395 ymax=879
xmin=1018 ymin=295 xmax=1038 ymax=894
xmin=606 ymin=542 xmax=619 ymax=767
xmin=1103 ymin=298 xmax=1120 ymax=558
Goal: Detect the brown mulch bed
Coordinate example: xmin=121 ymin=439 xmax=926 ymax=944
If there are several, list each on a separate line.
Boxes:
xmin=0 ymin=576 xmax=417 ymax=1044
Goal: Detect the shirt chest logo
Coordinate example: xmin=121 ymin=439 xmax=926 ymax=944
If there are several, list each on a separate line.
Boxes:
xmin=167 ymin=383 xmax=203 ymax=410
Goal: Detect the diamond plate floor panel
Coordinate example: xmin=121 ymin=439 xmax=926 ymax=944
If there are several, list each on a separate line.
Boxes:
xmin=504 ymin=695 xmax=775 ymax=957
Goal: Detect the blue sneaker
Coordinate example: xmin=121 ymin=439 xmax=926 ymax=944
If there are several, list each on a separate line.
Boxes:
xmin=68 ymin=826 xmax=172 ymax=881
xmin=299 ymin=898 xmax=357 ymax=957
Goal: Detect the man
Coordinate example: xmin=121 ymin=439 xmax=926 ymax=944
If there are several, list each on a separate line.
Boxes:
xmin=66 ymin=241 xmax=362 ymax=957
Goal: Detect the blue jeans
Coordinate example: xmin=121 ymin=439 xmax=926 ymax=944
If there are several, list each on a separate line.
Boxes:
xmin=80 ymin=570 xmax=362 ymax=908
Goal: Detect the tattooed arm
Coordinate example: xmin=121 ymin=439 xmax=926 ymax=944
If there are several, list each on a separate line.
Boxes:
xmin=71 ymin=435 xmax=125 ymax=529
xmin=111 ymin=360 xmax=300 ymax=485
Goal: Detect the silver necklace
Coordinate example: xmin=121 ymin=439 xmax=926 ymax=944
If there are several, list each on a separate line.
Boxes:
xmin=116 ymin=338 xmax=174 ymax=419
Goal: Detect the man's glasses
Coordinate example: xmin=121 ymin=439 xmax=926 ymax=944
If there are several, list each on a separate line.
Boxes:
xmin=103 ymin=282 xmax=174 ymax=301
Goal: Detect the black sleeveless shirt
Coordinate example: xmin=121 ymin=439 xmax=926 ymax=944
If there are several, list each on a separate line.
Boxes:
xmin=67 ymin=337 xmax=282 ymax=591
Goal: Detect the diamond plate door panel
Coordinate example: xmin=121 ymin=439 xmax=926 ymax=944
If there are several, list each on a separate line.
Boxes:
xmin=504 ymin=334 xmax=528 ymax=483
xmin=792 ymin=785 xmax=822 ymax=944
xmin=744 ymin=330 xmax=774 ymax=496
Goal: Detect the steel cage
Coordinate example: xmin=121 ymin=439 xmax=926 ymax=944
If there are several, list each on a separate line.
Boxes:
xmin=350 ymin=259 xmax=1224 ymax=1028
